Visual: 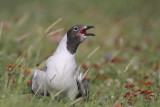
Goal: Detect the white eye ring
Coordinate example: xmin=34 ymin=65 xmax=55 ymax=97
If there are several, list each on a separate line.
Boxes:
xmin=74 ymin=27 xmax=78 ymax=31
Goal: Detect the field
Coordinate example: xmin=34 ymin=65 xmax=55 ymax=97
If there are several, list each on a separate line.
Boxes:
xmin=0 ymin=0 xmax=160 ymax=106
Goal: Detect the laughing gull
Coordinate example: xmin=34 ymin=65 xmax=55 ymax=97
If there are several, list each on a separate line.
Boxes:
xmin=30 ymin=25 xmax=95 ymax=100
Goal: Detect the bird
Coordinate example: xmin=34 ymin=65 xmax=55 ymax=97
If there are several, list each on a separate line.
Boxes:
xmin=30 ymin=25 xmax=96 ymax=100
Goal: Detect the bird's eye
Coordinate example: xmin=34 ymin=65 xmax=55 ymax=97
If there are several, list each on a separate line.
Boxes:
xmin=74 ymin=27 xmax=78 ymax=31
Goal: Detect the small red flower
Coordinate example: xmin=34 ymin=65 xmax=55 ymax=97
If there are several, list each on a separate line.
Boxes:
xmin=134 ymin=94 xmax=138 ymax=97
xmin=81 ymin=63 xmax=89 ymax=70
xmin=27 ymin=80 xmax=30 ymax=86
xmin=114 ymin=104 xmax=122 ymax=107
xmin=135 ymin=89 xmax=141 ymax=92
xmin=114 ymin=104 xmax=119 ymax=107
xmin=123 ymin=92 xmax=130 ymax=99
xmin=129 ymin=84 xmax=135 ymax=88
xmin=6 ymin=64 xmax=13 ymax=71
xmin=148 ymin=96 xmax=152 ymax=99
xmin=138 ymin=80 xmax=146 ymax=86
xmin=142 ymin=75 xmax=149 ymax=79
xmin=23 ymin=69 xmax=32 ymax=74
xmin=146 ymin=80 xmax=152 ymax=86
xmin=18 ymin=64 xmax=22 ymax=67
xmin=141 ymin=91 xmax=145 ymax=94
xmin=153 ymin=64 xmax=159 ymax=71
xmin=144 ymin=97 xmax=148 ymax=99
xmin=95 ymin=74 xmax=108 ymax=80
xmin=96 ymin=91 xmax=104 ymax=95
xmin=8 ymin=73 xmax=13 ymax=77
xmin=111 ymin=57 xmax=121 ymax=63
xmin=125 ymin=85 xmax=129 ymax=88
xmin=145 ymin=90 xmax=153 ymax=95
xmin=125 ymin=84 xmax=135 ymax=88
xmin=127 ymin=101 xmax=132 ymax=105
xmin=92 ymin=63 xmax=100 ymax=68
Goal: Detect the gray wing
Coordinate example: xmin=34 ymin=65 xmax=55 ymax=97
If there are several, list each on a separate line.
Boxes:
xmin=76 ymin=72 xmax=90 ymax=100
xmin=30 ymin=65 xmax=47 ymax=90
xmin=30 ymin=69 xmax=49 ymax=96
xmin=30 ymin=74 xmax=34 ymax=93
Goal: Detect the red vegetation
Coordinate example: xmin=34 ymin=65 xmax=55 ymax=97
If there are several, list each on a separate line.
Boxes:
xmin=153 ymin=63 xmax=159 ymax=71
xmin=2 ymin=22 xmax=11 ymax=29
xmin=95 ymin=74 xmax=108 ymax=80
xmin=111 ymin=57 xmax=121 ymax=63
xmin=133 ymin=45 xmax=141 ymax=51
xmin=23 ymin=69 xmax=32 ymax=74
xmin=122 ymin=83 xmax=154 ymax=105
xmin=96 ymin=91 xmax=104 ymax=95
xmin=138 ymin=80 xmax=152 ymax=87
xmin=81 ymin=63 xmax=89 ymax=70
xmin=6 ymin=64 xmax=13 ymax=71
xmin=27 ymin=80 xmax=31 ymax=86
xmin=92 ymin=63 xmax=100 ymax=68
xmin=142 ymin=75 xmax=149 ymax=79
xmin=125 ymin=84 xmax=135 ymax=88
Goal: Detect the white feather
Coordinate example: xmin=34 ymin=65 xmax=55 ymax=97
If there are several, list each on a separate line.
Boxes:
xmin=45 ymin=34 xmax=78 ymax=99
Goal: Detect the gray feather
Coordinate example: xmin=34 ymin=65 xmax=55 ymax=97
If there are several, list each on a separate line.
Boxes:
xmin=76 ymin=77 xmax=90 ymax=100
xmin=30 ymin=69 xmax=49 ymax=96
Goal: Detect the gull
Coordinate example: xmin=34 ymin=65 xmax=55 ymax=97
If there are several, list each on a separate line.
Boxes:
xmin=30 ymin=25 xmax=96 ymax=100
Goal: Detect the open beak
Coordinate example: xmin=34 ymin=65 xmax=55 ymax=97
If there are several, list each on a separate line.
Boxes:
xmin=79 ymin=26 xmax=96 ymax=36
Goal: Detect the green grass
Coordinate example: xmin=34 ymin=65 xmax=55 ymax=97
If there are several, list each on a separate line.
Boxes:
xmin=0 ymin=0 xmax=160 ymax=106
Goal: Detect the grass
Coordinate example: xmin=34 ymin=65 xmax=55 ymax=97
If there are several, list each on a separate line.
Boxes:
xmin=0 ymin=0 xmax=160 ymax=106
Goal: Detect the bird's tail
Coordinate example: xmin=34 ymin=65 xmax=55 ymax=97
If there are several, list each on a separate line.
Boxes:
xmin=76 ymin=72 xmax=90 ymax=100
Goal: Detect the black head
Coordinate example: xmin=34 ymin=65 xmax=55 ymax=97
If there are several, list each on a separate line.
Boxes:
xmin=67 ymin=25 xmax=95 ymax=54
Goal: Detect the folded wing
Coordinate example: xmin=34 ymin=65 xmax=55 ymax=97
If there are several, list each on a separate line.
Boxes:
xmin=30 ymin=69 xmax=49 ymax=96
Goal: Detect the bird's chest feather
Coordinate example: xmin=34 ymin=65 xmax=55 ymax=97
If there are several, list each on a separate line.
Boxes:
xmin=46 ymin=55 xmax=77 ymax=89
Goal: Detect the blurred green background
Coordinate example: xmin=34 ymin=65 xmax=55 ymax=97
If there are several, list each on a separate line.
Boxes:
xmin=0 ymin=0 xmax=160 ymax=62
xmin=0 ymin=0 xmax=160 ymax=106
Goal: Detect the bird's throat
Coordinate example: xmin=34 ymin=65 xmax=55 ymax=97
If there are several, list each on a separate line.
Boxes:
xmin=67 ymin=33 xmax=81 ymax=54
xmin=67 ymin=41 xmax=79 ymax=54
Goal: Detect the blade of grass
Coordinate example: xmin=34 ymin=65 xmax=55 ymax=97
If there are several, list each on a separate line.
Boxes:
xmin=45 ymin=18 xmax=62 ymax=34
xmin=124 ymin=56 xmax=136 ymax=72
xmin=87 ymin=46 xmax=100 ymax=59
xmin=46 ymin=28 xmax=64 ymax=37
xmin=17 ymin=14 xmax=29 ymax=26
xmin=70 ymin=97 xmax=84 ymax=106
xmin=0 ymin=22 xmax=3 ymax=39
xmin=33 ymin=84 xmax=42 ymax=97
xmin=52 ymin=89 xmax=64 ymax=100
xmin=80 ymin=69 xmax=89 ymax=82
xmin=14 ymin=33 xmax=30 ymax=41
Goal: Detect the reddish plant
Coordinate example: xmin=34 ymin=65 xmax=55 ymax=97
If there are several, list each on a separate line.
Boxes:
xmin=111 ymin=57 xmax=121 ymax=63
xmin=92 ymin=63 xmax=100 ymax=68
xmin=96 ymin=91 xmax=104 ymax=95
xmin=6 ymin=64 xmax=13 ymax=71
xmin=142 ymin=75 xmax=149 ymax=79
xmin=23 ymin=69 xmax=32 ymax=74
xmin=81 ymin=63 xmax=89 ymax=70
xmin=27 ymin=80 xmax=30 ymax=86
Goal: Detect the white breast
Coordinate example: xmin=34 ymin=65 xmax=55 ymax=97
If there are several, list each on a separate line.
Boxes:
xmin=45 ymin=34 xmax=78 ymax=91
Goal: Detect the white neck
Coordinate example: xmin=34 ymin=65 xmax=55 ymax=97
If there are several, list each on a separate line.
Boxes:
xmin=54 ymin=34 xmax=75 ymax=58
